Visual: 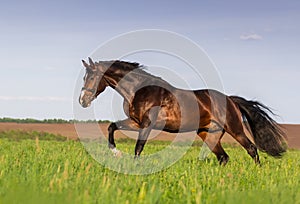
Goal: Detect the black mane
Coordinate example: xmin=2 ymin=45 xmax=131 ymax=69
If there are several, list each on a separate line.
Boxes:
xmin=99 ymin=60 xmax=142 ymax=71
xmin=98 ymin=60 xmax=169 ymax=84
xmin=111 ymin=60 xmax=142 ymax=71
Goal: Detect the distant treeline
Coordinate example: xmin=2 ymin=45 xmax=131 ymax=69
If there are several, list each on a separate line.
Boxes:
xmin=0 ymin=117 xmax=111 ymax=124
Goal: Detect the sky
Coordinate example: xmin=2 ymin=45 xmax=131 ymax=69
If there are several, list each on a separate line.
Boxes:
xmin=0 ymin=0 xmax=299 ymax=123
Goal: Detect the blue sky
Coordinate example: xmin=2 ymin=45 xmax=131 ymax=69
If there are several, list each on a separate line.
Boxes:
xmin=0 ymin=0 xmax=299 ymax=123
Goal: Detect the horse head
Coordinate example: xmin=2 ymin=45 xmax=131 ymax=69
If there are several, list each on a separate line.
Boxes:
xmin=79 ymin=58 xmax=108 ymax=108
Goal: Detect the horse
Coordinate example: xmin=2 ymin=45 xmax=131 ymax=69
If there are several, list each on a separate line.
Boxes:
xmin=79 ymin=58 xmax=287 ymax=165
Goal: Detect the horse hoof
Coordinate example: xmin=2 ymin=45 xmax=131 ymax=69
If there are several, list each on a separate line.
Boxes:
xmin=111 ymin=148 xmax=122 ymax=157
xmin=254 ymin=155 xmax=261 ymax=165
xmin=219 ymin=155 xmax=229 ymax=166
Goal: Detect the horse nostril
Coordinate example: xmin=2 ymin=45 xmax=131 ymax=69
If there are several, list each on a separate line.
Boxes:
xmin=81 ymin=102 xmax=87 ymax=108
xmin=79 ymin=96 xmax=87 ymax=107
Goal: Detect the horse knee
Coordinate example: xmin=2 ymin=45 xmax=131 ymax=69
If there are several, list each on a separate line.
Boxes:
xmin=108 ymin=123 xmax=117 ymax=133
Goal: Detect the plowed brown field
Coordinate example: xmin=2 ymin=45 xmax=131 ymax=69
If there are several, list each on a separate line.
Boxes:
xmin=0 ymin=122 xmax=299 ymax=149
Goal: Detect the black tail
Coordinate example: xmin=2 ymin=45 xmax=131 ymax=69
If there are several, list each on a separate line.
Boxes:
xmin=230 ymin=96 xmax=287 ymax=157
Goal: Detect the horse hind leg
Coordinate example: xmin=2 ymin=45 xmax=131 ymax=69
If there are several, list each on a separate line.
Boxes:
xmin=197 ymin=129 xmax=229 ymax=165
xmin=223 ymin=99 xmax=260 ymax=164
xmin=225 ymin=115 xmax=260 ymax=163
xmin=230 ymin=132 xmax=260 ymax=164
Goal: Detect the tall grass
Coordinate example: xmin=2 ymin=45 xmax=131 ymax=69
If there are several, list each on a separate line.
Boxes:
xmin=0 ymin=132 xmax=299 ymax=204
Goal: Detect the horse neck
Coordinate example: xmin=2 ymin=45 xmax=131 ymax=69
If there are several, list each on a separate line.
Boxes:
xmin=105 ymin=69 xmax=172 ymax=103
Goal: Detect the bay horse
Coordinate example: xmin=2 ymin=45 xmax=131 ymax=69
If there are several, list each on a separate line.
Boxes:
xmin=79 ymin=58 xmax=286 ymax=165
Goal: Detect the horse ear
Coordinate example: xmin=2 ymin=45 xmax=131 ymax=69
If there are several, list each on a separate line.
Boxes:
xmin=82 ymin=60 xmax=89 ymax=69
xmin=88 ymin=57 xmax=95 ymax=69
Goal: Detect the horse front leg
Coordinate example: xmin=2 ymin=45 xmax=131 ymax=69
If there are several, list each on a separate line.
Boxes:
xmin=134 ymin=127 xmax=153 ymax=158
xmin=108 ymin=122 xmax=121 ymax=156
xmin=134 ymin=107 xmax=159 ymax=158
xmin=108 ymin=118 xmax=139 ymax=157
xmin=108 ymin=122 xmax=117 ymax=149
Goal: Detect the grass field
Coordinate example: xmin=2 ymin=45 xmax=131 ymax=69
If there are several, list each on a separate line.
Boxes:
xmin=0 ymin=131 xmax=299 ymax=204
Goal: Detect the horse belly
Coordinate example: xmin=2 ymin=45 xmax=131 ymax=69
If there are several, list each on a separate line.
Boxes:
xmin=154 ymin=106 xmax=199 ymax=132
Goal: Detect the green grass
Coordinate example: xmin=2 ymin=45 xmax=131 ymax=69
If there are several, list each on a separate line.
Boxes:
xmin=0 ymin=132 xmax=299 ymax=204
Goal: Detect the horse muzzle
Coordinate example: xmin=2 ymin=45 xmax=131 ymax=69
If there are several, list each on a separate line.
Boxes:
xmin=79 ymin=89 xmax=94 ymax=108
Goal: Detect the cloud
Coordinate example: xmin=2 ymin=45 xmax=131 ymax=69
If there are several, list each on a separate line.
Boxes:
xmin=0 ymin=96 xmax=71 ymax=102
xmin=240 ymin=33 xmax=263 ymax=41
